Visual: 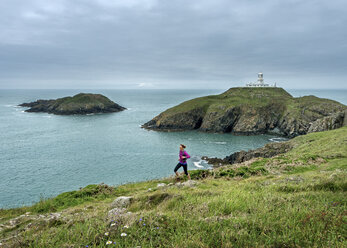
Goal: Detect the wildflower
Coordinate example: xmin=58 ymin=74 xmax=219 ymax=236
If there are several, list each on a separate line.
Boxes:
xmin=143 ymin=223 xmax=146 ymax=226
xmin=106 ymin=240 xmax=112 ymax=245
xmin=105 ymin=232 xmax=109 ymax=236
xmin=124 ymin=225 xmax=129 ymax=228
xmin=121 ymin=232 xmax=127 ymax=237
xmin=156 ymin=227 xmax=159 ymax=229
xmin=139 ymin=218 xmax=142 ymax=221
xmin=110 ymin=223 xmax=116 ymax=227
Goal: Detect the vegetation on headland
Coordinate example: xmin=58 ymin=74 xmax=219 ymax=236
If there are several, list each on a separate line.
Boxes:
xmin=1 ymin=127 xmax=346 ymax=247
xmin=19 ymin=93 xmax=126 ymax=115
xmin=143 ymin=87 xmax=346 ymax=137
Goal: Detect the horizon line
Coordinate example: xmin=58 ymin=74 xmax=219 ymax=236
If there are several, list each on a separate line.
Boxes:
xmin=1 ymin=87 xmax=347 ymax=90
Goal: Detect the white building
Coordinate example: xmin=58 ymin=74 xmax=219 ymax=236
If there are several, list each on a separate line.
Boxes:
xmin=246 ymin=73 xmax=277 ymax=87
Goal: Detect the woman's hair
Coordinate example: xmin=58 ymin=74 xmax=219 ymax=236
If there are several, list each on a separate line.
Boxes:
xmin=180 ymin=144 xmax=186 ymax=149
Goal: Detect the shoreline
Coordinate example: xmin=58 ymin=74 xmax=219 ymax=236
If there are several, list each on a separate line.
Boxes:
xmin=1 ymin=126 xmax=341 ymax=211
xmin=1 ymin=127 xmax=346 ymax=247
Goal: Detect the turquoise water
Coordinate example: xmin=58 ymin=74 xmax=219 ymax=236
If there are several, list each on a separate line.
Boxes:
xmin=0 ymin=89 xmax=346 ymax=208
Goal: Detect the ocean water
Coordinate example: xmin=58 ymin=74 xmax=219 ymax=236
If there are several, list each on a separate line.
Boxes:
xmin=0 ymin=89 xmax=346 ymax=208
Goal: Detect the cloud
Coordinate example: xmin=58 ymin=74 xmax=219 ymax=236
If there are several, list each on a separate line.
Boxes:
xmin=0 ymin=0 xmax=346 ymax=89
xmin=137 ymin=82 xmax=154 ymax=88
xmin=95 ymin=0 xmax=158 ymax=9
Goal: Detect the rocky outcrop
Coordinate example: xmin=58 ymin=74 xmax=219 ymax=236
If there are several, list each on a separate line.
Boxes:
xmin=308 ymin=111 xmax=345 ymax=133
xmin=203 ymin=141 xmax=294 ymax=167
xmin=19 ymin=93 xmax=126 ymax=115
xmin=110 ymin=196 xmax=133 ymax=209
xmin=144 ymin=107 xmax=205 ymax=131
xmin=142 ymin=88 xmax=346 ymax=138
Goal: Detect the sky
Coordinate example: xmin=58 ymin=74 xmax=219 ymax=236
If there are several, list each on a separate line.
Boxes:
xmin=0 ymin=0 xmax=346 ymax=89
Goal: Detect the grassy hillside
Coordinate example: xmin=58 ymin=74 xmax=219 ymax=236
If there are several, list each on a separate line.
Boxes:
xmin=158 ymin=87 xmax=292 ymax=116
xmin=1 ymin=127 xmax=346 ymax=247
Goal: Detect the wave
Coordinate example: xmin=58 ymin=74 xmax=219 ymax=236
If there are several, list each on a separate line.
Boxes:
xmin=212 ymin=141 xmax=227 ymax=145
xmin=269 ymin=137 xmax=288 ymax=142
xmin=193 ymin=161 xmax=204 ymax=168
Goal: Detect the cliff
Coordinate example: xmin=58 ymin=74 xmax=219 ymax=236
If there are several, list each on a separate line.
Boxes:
xmin=19 ymin=93 xmax=126 ymax=115
xmin=142 ymin=87 xmax=346 ymax=137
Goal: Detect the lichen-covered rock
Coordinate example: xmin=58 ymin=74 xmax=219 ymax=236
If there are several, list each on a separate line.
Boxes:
xmin=110 ymin=196 xmax=133 ymax=209
xmin=107 ymin=208 xmax=136 ymax=227
xmin=19 ymin=93 xmax=126 ymax=115
xmin=175 ymin=180 xmax=198 ymax=187
xmin=308 ymin=111 xmax=345 ymax=133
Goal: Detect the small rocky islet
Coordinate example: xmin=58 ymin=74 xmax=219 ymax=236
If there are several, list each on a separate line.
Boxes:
xmin=142 ymin=87 xmax=347 ymax=138
xmin=19 ymin=93 xmax=126 ymax=115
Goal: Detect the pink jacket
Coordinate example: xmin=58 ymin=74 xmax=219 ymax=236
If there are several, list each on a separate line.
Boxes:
xmin=179 ymin=150 xmax=190 ymax=164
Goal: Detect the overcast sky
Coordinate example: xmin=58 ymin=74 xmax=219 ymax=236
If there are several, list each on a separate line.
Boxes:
xmin=0 ymin=0 xmax=346 ymax=89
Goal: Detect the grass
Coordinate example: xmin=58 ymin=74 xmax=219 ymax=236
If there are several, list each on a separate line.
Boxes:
xmin=1 ymin=127 xmax=346 ymax=247
xmin=160 ymin=87 xmax=293 ymax=117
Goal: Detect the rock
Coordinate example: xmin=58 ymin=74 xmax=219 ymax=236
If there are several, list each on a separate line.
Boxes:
xmin=176 ymin=180 xmax=197 ymax=187
xmin=107 ymin=207 xmax=127 ymax=219
xmin=48 ymin=213 xmax=61 ymax=220
xmin=107 ymin=208 xmax=136 ymax=227
xmin=19 ymin=93 xmax=126 ymax=115
xmin=204 ymin=141 xmax=293 ymax=166
xmin=308 ymin=111 xmax=345 ymax=133
xmin=142 ymin=88 xmax=346 ymax=138
xmin=157 ymin=183 xmax=166 ymax=188
xmin=183 ymin=180 xmax=197 ymax=187
xmin=110 ymin=196 xmax=133 ymax=209
xmin=9 ymin=218 xmax=20 ymax=226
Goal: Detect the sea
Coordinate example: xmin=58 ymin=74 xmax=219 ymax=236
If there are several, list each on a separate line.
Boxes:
xmin=0 ymin=89 xmax=346 ymax=208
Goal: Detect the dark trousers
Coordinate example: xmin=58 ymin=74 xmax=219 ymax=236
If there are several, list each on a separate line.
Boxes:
xmin=174 ymin=163 xmax=188 ymax=175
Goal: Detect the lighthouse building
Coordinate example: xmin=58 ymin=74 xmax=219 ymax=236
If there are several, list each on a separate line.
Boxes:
xmin=246 ymin=73 xmax=276 ymax=87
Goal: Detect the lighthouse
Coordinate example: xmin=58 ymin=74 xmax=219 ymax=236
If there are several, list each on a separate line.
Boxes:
xmin=257 ymin=73 xmax=264 ymax=85
xmin=245 ymin=73 xmax=277 ymax=87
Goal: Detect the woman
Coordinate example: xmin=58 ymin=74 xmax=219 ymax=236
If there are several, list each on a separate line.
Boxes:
xmin=174 ymin=144 xmax=191 ymax=180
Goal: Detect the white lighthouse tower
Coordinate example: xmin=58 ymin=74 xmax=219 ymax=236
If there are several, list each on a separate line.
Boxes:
xmin=257 ymin=72 xmax=264 ymax=85
xmin=246 ymin=73 xmax=276 ymax=87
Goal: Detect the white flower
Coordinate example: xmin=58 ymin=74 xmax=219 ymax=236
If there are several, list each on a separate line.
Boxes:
xmin=110 ymin=223 xmax=116 ymax=227
xmin=121 ymin=232 xmax=127 ymax=237
xmin=106 ymin=240 xmax=112 ymax=245
xmin=123 ymin=225 xmax=129 ymax=228
xmin=105 ymin=232 xmax=109 ymax=236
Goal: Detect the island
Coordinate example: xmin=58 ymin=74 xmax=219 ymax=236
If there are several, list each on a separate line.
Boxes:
xmin=142 ymin=87 xmax=346 ymax=137
xmin=19 ymin=93 xmax=126 ymax=115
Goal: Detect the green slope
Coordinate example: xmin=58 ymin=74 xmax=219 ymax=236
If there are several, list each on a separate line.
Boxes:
xmin=1 ymin=127 xmax=346 ymax=247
